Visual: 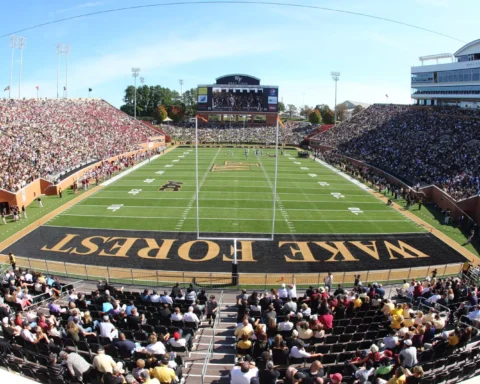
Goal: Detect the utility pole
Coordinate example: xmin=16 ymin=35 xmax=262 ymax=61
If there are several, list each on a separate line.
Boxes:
xmin=331 ymin=72 xmax=340 ymax=125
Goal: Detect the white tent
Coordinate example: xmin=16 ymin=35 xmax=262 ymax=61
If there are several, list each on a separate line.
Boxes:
xmin=163 ymin=117 xmax=173 ymax=122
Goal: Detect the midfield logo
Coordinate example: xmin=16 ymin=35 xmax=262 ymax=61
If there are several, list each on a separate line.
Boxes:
xmin=159 ymin=181 xmax=183 ymax=191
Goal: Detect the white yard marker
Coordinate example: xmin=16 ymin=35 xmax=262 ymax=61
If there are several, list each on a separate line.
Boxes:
xmin=308 ymin=173 xmax=317 ymax=177
xmin=172 ymin=159 xmax=179 ymax=162
xmin=319 ymin=182 xmax=330 ymax=186
xmin=348 ymin=207 xmax=364 ymax=215
xmin=331 ymin=192 xmax=345 ymax=199
xmin=179 ymin=156 xmax=184 ymax=158
xmin=300 ymin=167 xmax=309 ymax=170
xmin=128 ymin=189 xmax=142 ymax=195
xmin=155 ymin=171 xmax=165 ymax=175
xmin=294 ymin=161 xmax=301 ymax=164
xmin=165 ymin=164 xmax=173 ymax=168
xmin=143 ymin=179 xmax=155 ymax=183
xmin=107 ymin=204 xmax=124 ymax=212
xmin=289 ymin=157 xmax=295 ymax=160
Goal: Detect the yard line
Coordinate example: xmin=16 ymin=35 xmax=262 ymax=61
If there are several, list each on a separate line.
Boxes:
xmin=75 ymin=205 xmax=390 ymax=212
xmin=176 ymin=148 xmax=221 ymax=230
xmin=87 ymin=197 xmax=383 ymax=203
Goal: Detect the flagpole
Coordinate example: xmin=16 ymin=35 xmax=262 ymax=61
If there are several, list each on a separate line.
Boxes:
xmin=18 ymin=37 xmax=26 ymax=99
xmin=195 ymin=114 xmax=200 ymax=239
xmin=37 ymin=88 xmax=39 ymax=99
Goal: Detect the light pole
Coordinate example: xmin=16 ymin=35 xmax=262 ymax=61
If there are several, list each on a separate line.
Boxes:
xmin=9 ymin=35 xmax=17 ymax=99
xmin=132 ymin=68 xmax=140 ymax=119
xmin=17 ymin=37 xmax=26 ymax=99
xmin=331 ymin=72 xmax=340 ymax=125
xmin=179 ymin=79 xmax=184 ymax=103
xmin=65 ymin=45 xmax=71 ymax=98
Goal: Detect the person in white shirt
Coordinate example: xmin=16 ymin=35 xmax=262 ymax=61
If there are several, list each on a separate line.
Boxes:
xmin=142 ymin=334 xmax=166 ymax=355
xmin=24 ymin=270 xmax=33 ymax=283
xmin=168 ymin=331 xmax=192 ymax=350
xmin=467 ymin=305 xmax=480 ymax=322
xmin=277 ymin=315 xmax=294 ymax=332
xmin=427 ymin=291 xmax=441 ymax=304
xmin=149 ymin=290 xmax=161 ymax=303
xmin=161 ymin=292 xmax=173 ymax=305
xmin=99 ymin=316 xmax=118 ymax=340
xmin=171 ymin=307 xmax=184 ymax=322
xmin=324 ymin=273 xmax=333 ymax=292
xmin=20 ymin=321 xmax=36 ymax=343
xmin=278 ymin=284 xmax=288 ymax=299
xmin=183 ymin=307 xmax=200 ymax=325
xmin=230 ymin=363 xmax=259 ymax=384
xmin=289 ymin=340 xmax=323 ymax=359
xmin=300 ymin=303 xmax=311 ymax=317
xmin=66 ymin=289 xmax=78 ymax=303
xmin=288 ymin=284 xmax=297 ymax=299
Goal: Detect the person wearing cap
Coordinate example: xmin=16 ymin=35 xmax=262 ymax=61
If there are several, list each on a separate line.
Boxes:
xmin=59 ymin=351 xmax=92 ymax=382
xmin=99 ymin=314 xmax=118 ymax=340
xmin=169 ymin=331 xmax=192 ymax=350
xmin=93 ymin=346 xmax=122 ymax=373
xmin=329 ymin=373 xmax=343 ymax=384
xmin=289 ymin=339 xmax=323 ymax=360
xmin=230 ymin=362 xmax=259 ymax=384
xmin=103 ymin=366 xmax=125 ymax=384
xmin=150 ymin=356 xmax=177 ymax=384
xmin=398 ymin=340 xmax=417 ymax=369
xmin=258 ymin=360 xmax=280 ymax=384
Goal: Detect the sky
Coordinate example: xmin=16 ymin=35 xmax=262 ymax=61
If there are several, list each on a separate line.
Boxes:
xmin=0 ymin=0 xmax=477 ymax=109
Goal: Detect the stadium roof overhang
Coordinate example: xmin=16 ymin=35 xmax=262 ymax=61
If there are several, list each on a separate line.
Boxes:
xmin=454 ymin=39 xmax=480 ymax=57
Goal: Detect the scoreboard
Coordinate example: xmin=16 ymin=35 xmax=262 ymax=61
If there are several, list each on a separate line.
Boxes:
xmin=197 ymin=74 xmax=279 ymax=113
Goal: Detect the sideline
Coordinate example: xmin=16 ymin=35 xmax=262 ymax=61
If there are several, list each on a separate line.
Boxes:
xmin=0 ymin=146 xmax=177 ymax=256
xmin=314 ymin=157 xmax=480 ymax=265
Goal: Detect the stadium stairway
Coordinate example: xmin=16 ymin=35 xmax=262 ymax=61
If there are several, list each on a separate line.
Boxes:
xmin=183 ymin=293 xmax=238 ymax=383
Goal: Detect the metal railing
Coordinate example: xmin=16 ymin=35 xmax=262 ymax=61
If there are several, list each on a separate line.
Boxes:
xmin=0 ymin=255 xmax=464 ymax=291
xmin=22 ymin=279 xmax=85 ymax=312
xmin=201 ymin=290 xmax=224 ymax=384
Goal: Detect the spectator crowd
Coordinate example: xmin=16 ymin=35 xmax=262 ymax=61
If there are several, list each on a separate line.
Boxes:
xmin=311 ymin=105 xmax=480 ymax=200
xmin=0 ymin=98 xmax=158 ymax=192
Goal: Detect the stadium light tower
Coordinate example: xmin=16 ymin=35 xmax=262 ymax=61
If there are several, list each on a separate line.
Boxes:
xmin=331 ymin=71 xmax=340 ymax=125
xmin=16 ymin=36 xmax=26 ymax=99
xmin=132 ymin=68 xmax=140 ymax=119
xmin=140 ymin=77 xmax=145 ymax=85
xmin=56 ymin=43 xmax=70 ymax=98
xmin=64 ymin=45 xmax=71 ymax=98
xmin=9 ymin=35 xmax=17 ymax=99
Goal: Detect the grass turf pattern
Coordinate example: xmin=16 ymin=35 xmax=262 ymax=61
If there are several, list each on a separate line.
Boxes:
xmin=45 ymin=148 xmax=424 ymax=235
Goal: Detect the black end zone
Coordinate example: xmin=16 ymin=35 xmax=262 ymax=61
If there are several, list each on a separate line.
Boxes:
xmin=2 ymin=227 xmax=468 ymax=273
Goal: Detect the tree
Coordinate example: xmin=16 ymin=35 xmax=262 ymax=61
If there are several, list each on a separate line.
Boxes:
xmin=168 ymin=105 xmax=184 ymax=122
xmin=154 ymin=105 xmax=168 ymax=123
xmin=353 ymin=105 xmax=364 ymax=115
xmin=315 ymin=104 xmax=334 ymax=125
xmin=182 ymin=88 xmax=198 ymax=117
xmin=300 ymin=105 xmax=313 ymax=120
xmin=335 ymin=104 xmax=347 ymax=122
xmin=277 ymin=101 xmax=285 ymax=113
xmin=308 ymin=109 xmax=322 ymax=125
xmin=286 ymin=104 xmax=298 ymax=118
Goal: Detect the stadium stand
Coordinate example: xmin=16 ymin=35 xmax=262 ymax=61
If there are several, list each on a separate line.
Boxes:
xmin=311 ymin=105 xmax=480 ymax=200
xmin=0 ymin=99 xmax=158 ymax=193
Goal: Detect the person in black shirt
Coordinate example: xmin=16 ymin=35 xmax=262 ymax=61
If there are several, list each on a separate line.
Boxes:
xmin=103 ymin=367 xmax=125 ymax=384
xmin=74 ymin=294 xmax=88 ymax=310
xmin=47 ymin=354 xmax=66 ymax=381
xmin=127 ymin=308 xmax=142 ymax=330
xmin=171 ymin=283 xmax=181 ymax=298
xmin=259 ymin=361 xmax=280 ymax=384
xmin=259 ymin=292 xmax=272 ymax=312
xmin=159 ymin=303 xmax=171 ymax=320
xmin=0 ymin=298 xmax=10 ymax=320
xmin=333 ymin=284 xmax=346 ymax=296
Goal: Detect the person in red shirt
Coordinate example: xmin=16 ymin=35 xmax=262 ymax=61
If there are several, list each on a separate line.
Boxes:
xmin=318 ymin=311 xmax=333 ymax=330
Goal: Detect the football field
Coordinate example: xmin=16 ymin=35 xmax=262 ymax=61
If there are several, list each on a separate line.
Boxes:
xmin=44 ymin=147 xmax=424 ymax=235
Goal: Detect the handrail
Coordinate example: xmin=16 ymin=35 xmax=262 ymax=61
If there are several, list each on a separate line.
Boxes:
xmin=417 ymin=297 xmax=451 ymax=316
xmin=201 ymin=290 xmax=224 ymax=384
xmin=22 ymin=279 xmax=85 ymax=312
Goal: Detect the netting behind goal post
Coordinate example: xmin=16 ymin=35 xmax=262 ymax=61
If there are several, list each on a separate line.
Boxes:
xmin=194 ymin=115 xmax=280 ymax=284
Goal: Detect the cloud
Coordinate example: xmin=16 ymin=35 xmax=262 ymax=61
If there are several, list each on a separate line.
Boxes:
xmin=55 ymin=1 xmax=105 ymax=14
xmin=17 ymin=30 xmax=282 ymax=100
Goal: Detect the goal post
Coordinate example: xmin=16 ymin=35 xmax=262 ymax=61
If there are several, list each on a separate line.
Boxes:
xmin=194 ymin=115 xmax=281 ymax=284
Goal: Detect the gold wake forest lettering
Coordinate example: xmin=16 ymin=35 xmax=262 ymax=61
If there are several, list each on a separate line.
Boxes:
xmin=41 ymin=234 xmax=430 ymax=262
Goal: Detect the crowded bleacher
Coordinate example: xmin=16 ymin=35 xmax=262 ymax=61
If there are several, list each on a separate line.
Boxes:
xmin=0 ymin=99 xmax=157 ymax=193
xmin=311 ymin=105 xmax=480 ymax=200
xmin=230 ymin=266 xmax=480 ymax=384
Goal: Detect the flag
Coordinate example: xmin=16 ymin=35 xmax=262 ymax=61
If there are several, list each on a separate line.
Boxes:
xmin=36 ymin=86 xmax=39 ymax=90
xmin=385 ymin=94 xmax=389 ymax=98
xmin=63 ymin=86 xmax=66 ymax=91
xmin=196 ymin=114 xmax=208 ymax=123
xmin=277 ymin=115 xmax=285 ymax=128
xmin=4 ymin=86 xmax=9 ymax=92
xmin=88 ymin=88 xmax=92 ymax=92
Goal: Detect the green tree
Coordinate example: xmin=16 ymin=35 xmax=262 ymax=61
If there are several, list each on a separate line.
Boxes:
xmin=308 ymin=109 xmax=322 ymax=125
xmin=277 ymin=101 xmax=285 ymax=112
xmin=182 ymin=88 xmax=198 ymax=117
xmin=335 ymin=104 xmax=347 ymax=122
xmin=315 ymin=104 xmax=334 ymax=124
xmin=353 ymin=104 xmax=364 ymax=115
xmin=300 ymin=105 xmax=313 ymax=120
xmin=168 ymin=105 xmax=185 ymax=122
xmin=286 ymin=104 xmax=298 ymax=118
xmin=154 ymin=105 xmax=168 ymax=123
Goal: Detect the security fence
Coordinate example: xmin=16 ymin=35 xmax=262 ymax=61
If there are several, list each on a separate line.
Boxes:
xmin=1 ymin=256 xmax=464 ymax=290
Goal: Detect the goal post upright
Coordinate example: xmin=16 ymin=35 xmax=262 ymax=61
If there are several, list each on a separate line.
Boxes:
xmin=195 ymin=114 xmax=200 ymax=239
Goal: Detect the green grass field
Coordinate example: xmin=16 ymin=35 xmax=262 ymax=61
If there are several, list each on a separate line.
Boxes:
xmin=44 ymin=147 xmax=424 ymax=235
